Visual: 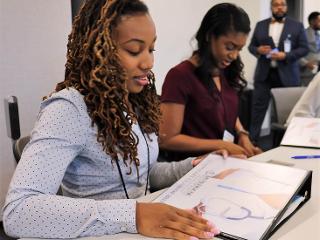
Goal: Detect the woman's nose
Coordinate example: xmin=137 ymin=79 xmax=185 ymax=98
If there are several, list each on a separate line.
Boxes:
xmin=140 ymin=52 xmax=154 ymax=71
xmin=229 ymin=50 xmax=239 ymax=61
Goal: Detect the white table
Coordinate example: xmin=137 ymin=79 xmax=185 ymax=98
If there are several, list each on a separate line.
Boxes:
xmin=250 ymin=146 xmax=320 ymax=240
xmin=23 ymin=146 xmax=320 ymax=240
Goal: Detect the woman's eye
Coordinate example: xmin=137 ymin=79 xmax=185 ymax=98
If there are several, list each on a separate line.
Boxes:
xmin=127 ymin=50 xmax=140 ymax=56
xmin=149 ymin=48 xmax=156 ymax=53
xmin=226 ymin=45 xmax=235 ymax=51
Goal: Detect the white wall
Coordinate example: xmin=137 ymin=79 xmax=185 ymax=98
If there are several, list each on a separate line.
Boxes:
xmin=145 ymin=0 xmax=271 ymax=92
xmin=0 ymin=0 xmax=71 ymax=219
xmin=0 ymin=0 xmax=280 ymax=219
xmin=304 ymin=0 xmax=320 ymax=26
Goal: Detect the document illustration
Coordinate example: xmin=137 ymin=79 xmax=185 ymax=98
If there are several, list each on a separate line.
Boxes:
xmin=155 ymin=154 xmax=309 ymax=240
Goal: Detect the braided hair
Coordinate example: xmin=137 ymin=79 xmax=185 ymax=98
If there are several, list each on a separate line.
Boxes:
xmin=55 ymin=0 xmax=160 ymax=173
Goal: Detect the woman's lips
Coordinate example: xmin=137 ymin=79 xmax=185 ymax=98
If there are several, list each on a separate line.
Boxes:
xmin=221 ymin=60 xmax=231 ymax=68
xmin=133 ymin=76 xmax=149 ymax=86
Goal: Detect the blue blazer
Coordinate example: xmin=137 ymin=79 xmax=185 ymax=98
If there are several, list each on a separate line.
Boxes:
xmin=248 ymin=17 xmax=309 ymax=86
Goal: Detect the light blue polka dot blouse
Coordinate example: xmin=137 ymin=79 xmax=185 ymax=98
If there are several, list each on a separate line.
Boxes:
xmin=2 ymin=88 xmax=193 ymax=238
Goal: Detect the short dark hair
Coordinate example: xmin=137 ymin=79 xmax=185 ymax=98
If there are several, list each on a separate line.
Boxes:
xmin=308 ymin=11 xmax=320 ymax=24
xmin=271 ymin=0 xmax=287 ymax=6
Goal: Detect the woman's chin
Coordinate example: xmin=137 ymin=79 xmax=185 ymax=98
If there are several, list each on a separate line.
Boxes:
xmin=219 ymin=62 xmax=230 ymax=69
xmin=128 ymin=85 xmax=144 ymax=94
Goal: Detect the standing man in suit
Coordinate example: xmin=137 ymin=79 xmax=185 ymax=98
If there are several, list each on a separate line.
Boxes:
xmin=300 ymin=12 xmax=320 ymax=86
xmin=248 ymin=0 xmax=308 ymax=143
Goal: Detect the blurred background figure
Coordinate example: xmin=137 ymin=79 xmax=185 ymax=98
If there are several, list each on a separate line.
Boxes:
xmin=248 ymin=0 xmax=308 ymax=144
xmin=287 ymin=72 xmax=320 ymax=124
xmin=300 ymin=11 xmax=320 ymax=86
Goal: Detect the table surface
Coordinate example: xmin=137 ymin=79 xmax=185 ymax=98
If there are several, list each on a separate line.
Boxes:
xmin=23 ymin=146 xmax=320 ymax=240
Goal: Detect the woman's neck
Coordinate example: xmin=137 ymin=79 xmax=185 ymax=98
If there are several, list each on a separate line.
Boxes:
xmin=189 ymin=54 xmax=220 ymax=77
xmin=188 ymin=55 xmax=199 ymax=67
xmin=212 ymin=68 xmax=220 ymax=77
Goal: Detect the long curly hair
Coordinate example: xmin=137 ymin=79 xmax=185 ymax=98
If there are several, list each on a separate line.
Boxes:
xmin=193 ymin=3 xmax=250 ymax=92
xmin=55 ymin=0 xmax=161 ymax=172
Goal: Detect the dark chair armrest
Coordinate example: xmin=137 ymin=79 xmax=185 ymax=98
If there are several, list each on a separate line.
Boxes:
xmin=271 ymin=123 xmax=287 ymax=131
xmin=271 ymin=123 xmax=287 ymax=148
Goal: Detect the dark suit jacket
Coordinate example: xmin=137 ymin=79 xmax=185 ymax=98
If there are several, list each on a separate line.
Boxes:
xmin=248 ymin=17 xmax=309 ymax=86
xmin=300 ymin=27 xmax=320 ymax=80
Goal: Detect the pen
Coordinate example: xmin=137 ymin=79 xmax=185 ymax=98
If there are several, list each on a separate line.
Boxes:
xmin=291 ymin=155 xmax=320 ymax=159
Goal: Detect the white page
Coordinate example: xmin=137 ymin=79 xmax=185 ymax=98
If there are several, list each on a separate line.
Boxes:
xmin=281 ymin=117 xmax=320 ymax=148
xmin=155 ymin=154 xmax=308 ymax=240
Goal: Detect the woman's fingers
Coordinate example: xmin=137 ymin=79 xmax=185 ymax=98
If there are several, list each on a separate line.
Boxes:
xmin=155 ymin=227 xmax=195 ymax=240
xmin=136 ymin=202 xmax=220 ymax=240
xmin=175 ymin=208 xmax=210 ymax=228
xmin=230 ymin=154 xmax=247 ymax=159
xmin=175 ymin=209 xmax=220 ymax=235
xmin=238 ymin=136 xmax=263 ymax=157
xmin=213 ymin=149 xmax=228 ymax=159
xmin=159 ymin=220 xmax=216 ymax=240
xmin=156 ymin=208 xmax=219 ymax=239
xmin=254 ymin=146 xmax=263 ymax=154
xmin=168 ymin=207 xmax=213 ymax=234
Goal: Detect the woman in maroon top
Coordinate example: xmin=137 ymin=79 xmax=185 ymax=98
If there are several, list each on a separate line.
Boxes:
xmin=160 ymin=3 xmax=262 ymax=161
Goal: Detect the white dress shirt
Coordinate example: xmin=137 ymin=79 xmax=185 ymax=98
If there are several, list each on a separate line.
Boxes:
xmin=269 ymin=21 xmax=285 ymax=48
xmin=269 ymin=20 xmax=285 ymax=67
xmin=287 ymin=72 xmax=320 ymax=124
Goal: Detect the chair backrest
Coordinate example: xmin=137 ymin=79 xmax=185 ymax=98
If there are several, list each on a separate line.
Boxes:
xmin=4 ymin=95 xmax=31 ymax=163
xmin=4 ymin=96 xmax=20 ymax=140
xmin=271 ymin=87 xmax=306 ymax=125
xmin=13 ymin=136 xmax=31 ymax=162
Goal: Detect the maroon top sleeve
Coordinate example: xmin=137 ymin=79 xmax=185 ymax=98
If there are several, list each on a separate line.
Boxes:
xmin=161 ymin=61 xmax=192 ymax=105
xmin=160 ymin=60 xmax=239 ymax=161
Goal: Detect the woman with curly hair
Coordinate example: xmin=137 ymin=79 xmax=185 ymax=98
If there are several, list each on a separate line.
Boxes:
xmin=2 ymin=0 xmax=220 ymax=239
xmin=160 ymin=3 xmax=262 ymax=162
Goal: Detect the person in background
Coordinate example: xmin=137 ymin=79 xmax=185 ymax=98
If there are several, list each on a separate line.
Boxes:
xmin=160 ymin=3 xmax=262 ymax=162
xmin=2 ymin=0 xmax=221 ymax=239
xmin=300 ymin=11 xmax=320 ymax=86
xmin=286 ymin=72 xmax=320 ymax=124
xmin=248 ymin=0 xmax=308 ymax=143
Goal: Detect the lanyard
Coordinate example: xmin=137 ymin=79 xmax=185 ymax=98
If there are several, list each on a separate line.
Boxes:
xmin=115 ymin=126 xmax=150 ymax=199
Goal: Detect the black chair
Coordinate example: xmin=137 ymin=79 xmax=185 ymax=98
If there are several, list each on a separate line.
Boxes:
xmin=238 ymin=88 xmax=253 ymax=131
xmin=270 ymin=87 xmax=306 ymax=147
xmin=4 ymin=96 xmax=30 ymax=163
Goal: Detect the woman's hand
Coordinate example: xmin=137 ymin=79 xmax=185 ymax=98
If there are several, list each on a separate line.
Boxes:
xmin=136 ymin=202 xmax=220 ymax=240
xmin=192 ymin=149 xmax=228 ymax=167
xmin=219 ymin=140 xmax=249 ymax=156
xmin=238 ymin=134 xmax=262 ymax=157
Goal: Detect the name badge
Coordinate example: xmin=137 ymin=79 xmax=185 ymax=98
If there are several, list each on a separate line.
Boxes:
xmin=223 ymin=130 xmax=235 ymax=142
xmin=284 ymin=39 xmax=291 ymax=53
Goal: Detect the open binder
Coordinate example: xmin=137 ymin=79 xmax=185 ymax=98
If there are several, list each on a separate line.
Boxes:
xmin=154 ymin=154 xmax=312 ymax=240
xmin=281 ymin=116 xmax=320 ymax=148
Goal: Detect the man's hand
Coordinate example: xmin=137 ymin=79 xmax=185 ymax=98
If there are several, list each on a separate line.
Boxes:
xmin=306 ymin=60 xmax=317 ymax=70
xmin=270 ymin=51 xmax=286 ymax=61
xmin=257 ymin=45 xmax=272 ymax=55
